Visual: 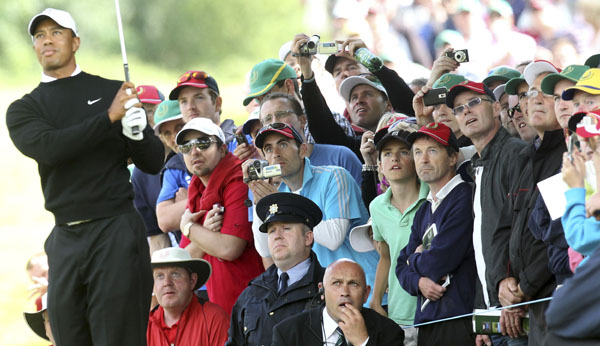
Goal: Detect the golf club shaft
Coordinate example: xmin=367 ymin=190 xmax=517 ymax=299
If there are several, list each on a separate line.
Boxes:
xmin=114 ymin=0 xmax=139 ymax=134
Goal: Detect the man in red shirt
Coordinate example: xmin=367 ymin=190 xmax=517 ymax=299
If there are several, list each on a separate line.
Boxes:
xmin=147 ymin=247 xmax=229 ymax=346
xmin=177 ymin=118 xmax=265 ymax=314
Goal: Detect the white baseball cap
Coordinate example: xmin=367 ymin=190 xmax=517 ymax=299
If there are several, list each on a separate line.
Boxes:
xmin=349 ymin=218 xmax=375 ymax=252
xmin=523 ymin=60 xmax=560 ymax=87
xmin=176 ymin=117 xmax=225 ymax=145
xmin=28 ymin=8 xmax=78 ymax=37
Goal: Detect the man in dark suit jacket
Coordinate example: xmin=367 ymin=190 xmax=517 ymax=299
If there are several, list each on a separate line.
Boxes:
xmin=272 ymin=259 xmax=404 ymax=346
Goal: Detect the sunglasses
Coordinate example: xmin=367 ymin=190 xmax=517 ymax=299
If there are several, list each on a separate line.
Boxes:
xmin=507 ymin=104 xmax=521 ymax=119
xmin=178 ymin=137 xmax=218 ymax=154
xmin=257 ymin=122 xmax=292 ymax=137
xmin=358 ymin=72 xmax=381 ymax=84
xmin=177 ymin=71 xmax=209 ymax=84
xmin=453 ymin=97 xmax=493 ymax=115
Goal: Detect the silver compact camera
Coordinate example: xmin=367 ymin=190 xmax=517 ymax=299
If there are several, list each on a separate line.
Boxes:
xmin=245 ymin=160 xmax=282 ymax=183
xmin=446 ymin=49 xmax=469 ymax=63
xmin=296 ymin=35 xmax=340 ymax=56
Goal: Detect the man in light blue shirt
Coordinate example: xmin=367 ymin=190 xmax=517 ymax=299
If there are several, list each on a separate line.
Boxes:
xmin=244 ymin=123 xmax=379 ymax=303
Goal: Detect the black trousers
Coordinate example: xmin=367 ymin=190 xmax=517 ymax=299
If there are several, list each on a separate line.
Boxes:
xmin=45 ymin=210 xmax=153 ymax=346
xmin=417 ymin=317 xmax=476 ymax=346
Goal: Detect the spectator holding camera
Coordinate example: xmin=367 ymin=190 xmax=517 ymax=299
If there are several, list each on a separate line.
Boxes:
xmin=293 ymin=34 xmax=415 ymax=160
xmin=257 ymin=92 xmax=362 ymax=184
xmin=244 ymin=122 xmax=381 ymax=304
xmin=176 ymin=118 xmax=264 ymax=315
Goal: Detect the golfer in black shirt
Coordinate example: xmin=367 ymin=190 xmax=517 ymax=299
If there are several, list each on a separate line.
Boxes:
xmin=6 ymin=8 xmax=164 ymax=346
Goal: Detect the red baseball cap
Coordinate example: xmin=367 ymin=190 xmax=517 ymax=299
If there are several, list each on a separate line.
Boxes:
xmin=169 ymin=70 xmax=220 ymax=100
xmin=407 ymin=122 xmax=459 ymax=151
xmin=446 ymin=80 xmax=496 ymax=108
xmin=254 ymin=123 xmax=304 ymax=149
xmin=136 ymin=85 xmax=164 ymax=104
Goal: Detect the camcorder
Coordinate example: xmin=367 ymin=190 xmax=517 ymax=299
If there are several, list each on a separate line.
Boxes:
xmin=423 ymin=87 xmax=447 ymax=106
xmin=446 ymin=49 xmax=469 ymax=63
xmin=235 ymin=133 xmax=248 ymax=146
xmin=295 ymin=35 xmax=340 ymax=56
xmin=244 ymin=160 xmax=282 ymax=183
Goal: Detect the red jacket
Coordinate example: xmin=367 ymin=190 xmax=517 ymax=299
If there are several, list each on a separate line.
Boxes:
xmin=147 ymin=297 xmax=229 ymax=346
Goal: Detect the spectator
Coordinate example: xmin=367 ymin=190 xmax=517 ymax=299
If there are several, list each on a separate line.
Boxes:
xmin=293 ymin=34 xmax=415 ymax=160
xmin=176 ymin=118 xmax=264 ymax=314
xmin=505 ymin=74 xmax=538 ymax=141
xmin=367 ymin=126 xmax=428 ymax=345
xmin=482 ymin=66 xmax=521 ymax=91
xmin=147 ymin=247 xmax=229 ymax=346
xmin=494 ymin=83 xmax=520 ymax=137
xmin=136 ymin=84 xmax=165 ymax=127
xmin=490 ymin=60 xmax=565 ymax=344
xmin=133 ymin=100 xmax=185 ymax=256
xmin=446 ymin=80 xmax=528 ymax=346
xmin=247 ymin=123 xmax=379 ymax=304
xmin=258 ymin=92 xmax=362 ymax=184
xmin=6 ymin=8 xmax=164 ymax=345
xmin=272 ymin=259 xmax=405 ymax=346
xmin=227 ymin=193 xmax=326 ymax=346
xmin=25 ymin=252 xmax=48 ymax=309
xmin=562 ymin=68 xmax=600 ymax=113
xmin=396 ymin=122 xmax=476 ymax=346
xmin=24 ymin=293 xmax=55 ymax=345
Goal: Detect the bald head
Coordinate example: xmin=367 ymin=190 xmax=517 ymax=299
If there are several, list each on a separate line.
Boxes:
xmin=322 ymin=259 xmax=370 ymax=322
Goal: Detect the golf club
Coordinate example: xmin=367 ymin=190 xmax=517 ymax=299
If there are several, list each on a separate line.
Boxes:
xmin=114 ymin=0 xmax=140 ymax=135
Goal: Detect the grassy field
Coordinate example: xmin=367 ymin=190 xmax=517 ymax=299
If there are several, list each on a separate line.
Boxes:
xmin=0 ymin=73 xmax=249 ymax=344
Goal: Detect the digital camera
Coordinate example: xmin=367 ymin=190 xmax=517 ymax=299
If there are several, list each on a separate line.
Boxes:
xmin=446 ymin=49 xmax=469 ymax=63
xmin=297 ymin=35 xmax=339 ymax=56
xmin=245 ymin=160 xmax=282 ymax=183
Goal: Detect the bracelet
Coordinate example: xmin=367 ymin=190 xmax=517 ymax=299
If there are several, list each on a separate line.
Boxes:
xmin=362 ymin=164 xmax=378 ymax=172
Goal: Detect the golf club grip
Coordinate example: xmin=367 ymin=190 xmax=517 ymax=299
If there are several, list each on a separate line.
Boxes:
xmin=131 ymin=126 xmax=140 ymax=135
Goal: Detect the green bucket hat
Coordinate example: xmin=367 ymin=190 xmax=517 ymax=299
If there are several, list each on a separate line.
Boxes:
xmin=482 ymin=66 xmax=521 ymax=87
xmin=540 ymin=65 xmax=590 ymax=95
xmin=243 ymin=59 xmax=297 ymax=106
xmin=433 ymin=73 xmax=467 ymax=90
xmin=153 ymin=100 xmax=183 ymax=135
xmin=505 ymin=76 xmax=527 ymax=95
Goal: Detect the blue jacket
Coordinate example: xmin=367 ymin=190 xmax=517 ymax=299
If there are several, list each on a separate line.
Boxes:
xmin=396 ymin=180 xmax=476 ymax=323
xmin=546 ymin=246 xmax=600 ymax=339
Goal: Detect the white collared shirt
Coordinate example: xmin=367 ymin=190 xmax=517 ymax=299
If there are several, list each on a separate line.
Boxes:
xmin=426 ymin=174 xmax=465 ymax=213
xmin=41 ymin=65 xmax=82 ymax=83
xmin=321 ymin=308 xmax=369 ymax=346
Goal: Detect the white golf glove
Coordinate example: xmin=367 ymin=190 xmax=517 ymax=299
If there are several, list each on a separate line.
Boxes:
xmin=121 ymin=98 xmax=146 ymax=141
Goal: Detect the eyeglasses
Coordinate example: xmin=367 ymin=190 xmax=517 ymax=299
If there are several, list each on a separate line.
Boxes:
xmin=358 ymin=72 xmax=381 ymax=84
xmin=261 ymin=110 xmax=297 ymax=123
xmin=527 ymin=89 xmax=553 ymax=99
xmin=453 ymin=97 xmax=493 ymax=115
xmin=178 ymin=137 xmax=218 ymax=154
xmin=177 ymin=71 xmax=209 ymax=84
xmin=507 ymin=104 xmax=521 ymax=118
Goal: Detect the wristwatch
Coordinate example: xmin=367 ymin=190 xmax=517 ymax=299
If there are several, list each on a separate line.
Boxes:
xmin=182 ymin=222 xmax=194 ymax=237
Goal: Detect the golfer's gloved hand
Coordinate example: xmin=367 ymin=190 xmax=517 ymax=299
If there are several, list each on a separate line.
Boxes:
xmin=121 ymin=101 xmax=146 ymax=141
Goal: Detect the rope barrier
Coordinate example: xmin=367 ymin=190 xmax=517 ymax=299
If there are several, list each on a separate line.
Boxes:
xmin=402 ymin=296 xmax=553 ymax=329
